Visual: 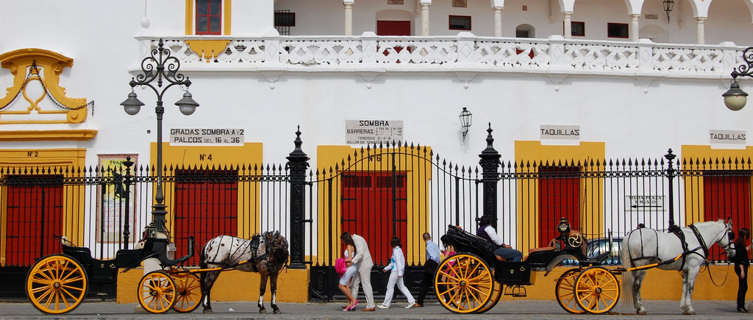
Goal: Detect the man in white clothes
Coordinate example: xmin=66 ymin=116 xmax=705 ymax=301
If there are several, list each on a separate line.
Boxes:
xmin=341 ymin=232 xmax=376 ymax=312
xmin=378 ymin=237 xmax=416 ymax=309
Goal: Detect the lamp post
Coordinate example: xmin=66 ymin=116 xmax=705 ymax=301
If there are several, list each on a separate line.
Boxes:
xmin=723 ymin=47 xmax=753 ymax=111
xmin=121 ymin=39 xmax=199 ymax=242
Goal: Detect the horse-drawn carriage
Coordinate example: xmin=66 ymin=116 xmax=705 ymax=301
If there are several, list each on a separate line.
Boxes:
xmin=25 ymin=230 xmax=289 ymax=315
xmin=435 ymin=221 xmax=622 ymax=315
xmin=25 ymin=235 xmax=201 ymax=314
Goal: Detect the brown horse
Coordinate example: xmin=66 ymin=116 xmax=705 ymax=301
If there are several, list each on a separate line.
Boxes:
xmin=199 ymin=231 xmax=289 ymax=313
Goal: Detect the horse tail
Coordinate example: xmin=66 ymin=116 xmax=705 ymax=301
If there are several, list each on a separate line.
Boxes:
xmin=620 ymin=231 xmax=634 ymax=309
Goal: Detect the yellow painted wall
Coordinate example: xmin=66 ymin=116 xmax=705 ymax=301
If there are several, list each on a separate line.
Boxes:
xmin=681 ymin=145 xmax=753 ymax=226
xmin=150 ymin=142 xmax=263 ymax=240
xmin=315 ymin=145 xmax=433 ymax=266
xmin=0 ymin=148 xmax=86 ymax=266
xmin=514 ymin=141 xmax=606 ymax=254
xmin=117 ymin=266 xmax=309 ymax=304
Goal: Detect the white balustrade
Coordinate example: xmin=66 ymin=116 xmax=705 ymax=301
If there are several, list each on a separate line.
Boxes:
xmin=136 ymin=35 xmax=745 ymax=78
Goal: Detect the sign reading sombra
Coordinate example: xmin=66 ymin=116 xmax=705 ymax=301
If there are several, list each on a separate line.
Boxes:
xmin=346 ymin=120 xmax=404 ymax=145
xmin=541 ymin=125 xmax=580 ymax=140
xmin=709 ymin=130 xmax=746 ymax=145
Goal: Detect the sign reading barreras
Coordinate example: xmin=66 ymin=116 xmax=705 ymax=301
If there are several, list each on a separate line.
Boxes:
xmin=170 ymin=128 xmax=245 ymax=145
xmin=346 ymin=120 xmax=404 ymax=145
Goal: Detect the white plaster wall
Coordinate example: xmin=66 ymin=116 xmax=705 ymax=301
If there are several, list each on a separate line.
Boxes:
xmin=234 ymin=0 xmax=275 ymax=35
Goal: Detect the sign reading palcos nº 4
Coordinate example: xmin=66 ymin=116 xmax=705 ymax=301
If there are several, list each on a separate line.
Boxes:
xmin=346 ymin=120 xmax=404 ymax=145
xmin=169 ymin=128 xmax=245 ymax=145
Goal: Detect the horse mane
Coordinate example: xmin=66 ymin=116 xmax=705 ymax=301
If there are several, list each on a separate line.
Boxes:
xmin=262 ymin=231 xmax=290 ymax=270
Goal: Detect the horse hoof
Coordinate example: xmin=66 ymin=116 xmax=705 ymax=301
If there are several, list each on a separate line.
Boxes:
xmin=637 ymin=310 xmax=647 ymax=315
xmin=272 ymin=304 xmax=280 ymax=314
xmin=273 ymin=309 xmax=281 ymax=314
xmin=682 ymin=311 xmax=696 ymax=315
xmin=202 ymin=308 xmax=213 ymax=314
xmin=259 ymin=308 xmax=266 ymax=314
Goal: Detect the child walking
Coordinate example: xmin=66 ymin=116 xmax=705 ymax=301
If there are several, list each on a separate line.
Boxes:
xmin=378 ymin=237 xmax=417 ymax=309
xmin=339 ymin=236 xmax=359 ymax=311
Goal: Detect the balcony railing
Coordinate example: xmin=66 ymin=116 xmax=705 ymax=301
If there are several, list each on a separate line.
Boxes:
xmin=135 ymin=33 xmax=746 ymax=78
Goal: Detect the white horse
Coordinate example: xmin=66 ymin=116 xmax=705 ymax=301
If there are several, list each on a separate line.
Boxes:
xmin=620 ymin=220 xmax=735 ymax=315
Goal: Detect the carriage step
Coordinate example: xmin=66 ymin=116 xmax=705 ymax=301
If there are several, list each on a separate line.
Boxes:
xmin=504 ymin=285 xmax=527 ymax=297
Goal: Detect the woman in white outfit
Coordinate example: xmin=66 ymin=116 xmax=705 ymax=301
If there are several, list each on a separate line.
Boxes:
xmin=378 ymin=237 xmax=416 ymax=309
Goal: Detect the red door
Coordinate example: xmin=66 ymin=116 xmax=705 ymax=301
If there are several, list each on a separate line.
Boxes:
xmin=377 ymin=21 xmax=411 ymax=36
xmin=538 ymin=166 xmax=580 ymax=247
xmin=703 ymin=171 xmax=751 ymax=260
xmin=5 ymin=175 xmax=63 ymax=267
xmin=341 ymin=171 xmax=407 ymax=266
xmin=174 ymin=169 xmax=238 ymax=266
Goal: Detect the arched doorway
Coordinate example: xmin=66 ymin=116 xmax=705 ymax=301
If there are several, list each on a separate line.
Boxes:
xmin=515 ymin=24 xmax=535 ymax=38
xmin=640 ymin=24 xmax=667 ymax=43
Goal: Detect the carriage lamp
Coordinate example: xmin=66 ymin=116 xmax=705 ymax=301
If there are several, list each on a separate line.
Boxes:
xmin=123 ymin=38 xmax=199 ymax=240
xmin=459 ymin=106 xmax=472 ymax=139
xmin=724 ymin=47 xmax=753 ymax=111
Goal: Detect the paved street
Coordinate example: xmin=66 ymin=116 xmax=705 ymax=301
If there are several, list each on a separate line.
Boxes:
xmin=1 ymin=300 xmax=751 ymax=319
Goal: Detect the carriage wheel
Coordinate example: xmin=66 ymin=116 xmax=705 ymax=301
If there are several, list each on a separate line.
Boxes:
xmin=434 ymin=253 xmax=494 ymax=314
xmin=172 ymin=272 xmax=202 ymax=313
xmin=574 ymin=267 xmax=620 ymax=314
xmin=25 ymin=254 xmax=88 ymax=314
xmin=476 ymin=282 xmax=502 ymax=313
xmin=138 ymin=271 xmax=177 ymax=314
xmin=555 ymin=268 xmax=584 ymax=314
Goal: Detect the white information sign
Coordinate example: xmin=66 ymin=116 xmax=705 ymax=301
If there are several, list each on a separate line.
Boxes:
xmin=540 ymin=125 xmax=580 ymax=140
xmin=626 ymin=195 xmax=664 ymax=211
xmin=709 ymin=130 xmax=746 ymax=145
xmin=346 ymin=120 xmax=404 ymax=145
xmin=169 ymin=128 xmax=245 ymax=146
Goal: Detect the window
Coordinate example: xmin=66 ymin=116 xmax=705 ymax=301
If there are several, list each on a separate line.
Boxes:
xmin=607 ymin=23 xmax=629 ymax=38
xmin=452 ymin=0 xmax=467 ymax=8
xmin=449 ymin=15 xmax=471 ymax=31
xmin=274 ymin=10 xmax=295 ymax=35
xmin=571 ymin=21 xmax=585 ymax=37
xmin=515 ymin=24 xmax=535 ymax=38
xmin=196 ymin=0 xmax=222 ymax=35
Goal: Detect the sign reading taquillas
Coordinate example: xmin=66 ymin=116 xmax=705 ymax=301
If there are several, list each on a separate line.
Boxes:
xmin=709 ymin=130 xmax=746 ymax=145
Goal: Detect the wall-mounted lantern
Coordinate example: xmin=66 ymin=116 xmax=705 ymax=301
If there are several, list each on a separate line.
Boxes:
xmin=459 ymin=106 xmax=472 ymax=139
xmin=663 ymin=0 xmax=675 ymax=23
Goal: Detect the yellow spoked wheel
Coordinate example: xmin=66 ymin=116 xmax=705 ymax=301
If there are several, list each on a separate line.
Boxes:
xmin=555 ymin=268 xmax=584 ymax=314
xmin=172 ymin=272 xmax=202 ymax=313
xmin=434 ymin=253 xmax=494 ymax=314
xmin=574 ymin=267 xmax=620 ymax=314
xmin=138 ymin=271 xmax=177 ymax=314
xmin=25 ymin=254 xmax=88 ymax=314
xmin=476 ymin=282 xmax=502 ymax=313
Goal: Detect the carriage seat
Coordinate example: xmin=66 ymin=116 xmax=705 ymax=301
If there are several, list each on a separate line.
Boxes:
xmin=62 ymin=244 xmax=94 ymax=267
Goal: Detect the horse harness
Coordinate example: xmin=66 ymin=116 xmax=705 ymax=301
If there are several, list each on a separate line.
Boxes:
xmin=629 ymin=224 xmax=710 ymax=270
xmin=207 ymin=234 xmax=271 ymax=271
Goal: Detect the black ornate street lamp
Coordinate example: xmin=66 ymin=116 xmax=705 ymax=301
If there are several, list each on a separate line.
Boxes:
xmin=121 ymin=39 xmax=199 ymax=241
xmin=723 ymin=47 xmax=753 ymax=111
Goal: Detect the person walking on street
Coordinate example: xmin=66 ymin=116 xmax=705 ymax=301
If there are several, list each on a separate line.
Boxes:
xmin=733 ymin=227 xmax=751 ymax=313
xmin=341 ymin=232 xmax=376 ymax=312
xmin=378 ymin=237 xmax=416 ymax=309
xmin=416 ymin=232 xmax=440 ymax=307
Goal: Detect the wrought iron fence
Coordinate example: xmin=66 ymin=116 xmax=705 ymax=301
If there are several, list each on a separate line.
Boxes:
xmin=2 ymin=128 xmax=751 ymax=271
xmin=0 ymin=163 xmax=290 ymax=267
